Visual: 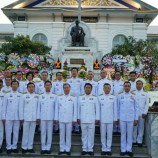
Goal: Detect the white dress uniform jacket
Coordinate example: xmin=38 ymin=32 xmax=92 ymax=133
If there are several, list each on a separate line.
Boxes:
xmin=98 ymin=94 xmax=117 ymax=123
xmin=78 ymin=94 xmax=100 ymax=123
xmin=0 ymin=91 xmax=4 ymax=148
xmin=52 ymin=80 xmax=64 ymax=95
xmin=2 ymin=91 xmax=22 ymax=120
xmin=81 ymin=80 xmax=98 ymax=95
xmin=1 ymin=86 xmax=12 ymax=93
xmin=67 ymin=77 xmax=83 ymax=97
xmin=19 ymin=92 xmax=39 ymax=121
xmin=130 ymin=80 xmax=136 ymax=91
xmin=97 ymin=78 xmax=113 ymax=96
xmin=113 ymin=79 xmax=124 ymax=95
xmin=37 ymin=92 xmax=57 ymax=120
xmin=55 ymin=94 xmax=77 ymax=123
xmin=117 ymin=92 xmax=139 ymax=121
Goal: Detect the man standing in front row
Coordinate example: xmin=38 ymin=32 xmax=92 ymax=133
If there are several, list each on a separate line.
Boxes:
xmin=133 ymin=80 xmax=149 ymax=147
xmin=117 ymin=81 xmax=139 ymax=157
xmin=37 ymin=81 xmax=57 ymax=154
xmin=78 ymin=83 xmax=100 ymax=156
xmin=55 ymin=83 xmax=77 ymax=156
xmin=2 ymin=80 xmax=22 ymax=154
xmin=19 ymin=82 xmax=38 ymax=154
xmin=98 ymin=83 xmax=117 ymax=156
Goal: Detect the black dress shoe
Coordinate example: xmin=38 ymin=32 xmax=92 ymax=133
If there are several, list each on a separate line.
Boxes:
xmin=120 ymin=152 xmax=126 ymax=156
xmin=137 ymin=143 xmax=143 ymax=147
xmin=28 ymin=149 xmax=35 ymax=153
xmin=59 ymin=151 xmax=66 ymax=155
xmin=101 ymin=151 xmax=107 ymax=155
xmin=12 ymin=149 xmax=19 ymax=153
xmin=107 ymin=151 xmax=112 ymax=156
xmin=46 ymin=150 xmax=51 ymax=154
xmin=41 ymin=150 xmax=46 ymax=154
xmin=127 ymin=151 xmax=134 ymax=157
xmin=66 ymin=152 xmax=71 ymax=155
xmin=81 ymin=151 xmax=87 ymax=155
xmin=88 ymin=151 xmax=94 ymax=156
xmin=133 ymin=142 xmax=137 ymax=145
xmin=7 ymin=149 xmax=12 ymax=154
xmin=22 ymin=149 xmax=27 ymax=154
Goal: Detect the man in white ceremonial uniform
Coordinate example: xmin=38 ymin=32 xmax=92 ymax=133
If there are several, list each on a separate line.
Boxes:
xmin=2 ymin=80 xmax=22 ymax=154
xmin=78 ymin=83 xmax=100 ymax=156
xmin=129 ymin=71 xmax=137 ymax=91
xmin=19 ymin=82 xmax=38 ymax=154
xmin=1 ymin=77 xmax=12 ymax=93
xmin=35 ymin=71 xmax=50 ymax=94
xmin=37 ymin=81 xmax=57 ymax=154
xmin=54 ymin=83 xmax=77 ymax=156
xmin=16 ymin=71 xmax=25 ymax=93
xmin=52 ymin=72 xmax=64 ymax=133
xmin=52 ymin=72 xmax=64 ymax=95
xmin=98 ymin=83 xmax=117 ymax=156
xmin=2 ymin=69 xmax=11 ymax=87
xmin=81 ymin=71 xmax=97 ymax=95
xmin=23 ymin=72 xmax=34 ymax=93
xmin=0 ymin=79 xmax=4 ymax=153
xmin=133 ymin=80 xmax=149 ymax=147
xmin=67 ymin=67 xmax=82 ymax=133
xmin=117 ymin=81 xmax=139 ymax=157
xmin=113 ymin=71 xmax=124 ymax=133
xmin=97 ymin=70 xmax=113 ymax=96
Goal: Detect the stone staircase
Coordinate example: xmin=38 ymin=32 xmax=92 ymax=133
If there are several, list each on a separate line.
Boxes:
xmin=0 ymin=127 xmax=151 ymax=158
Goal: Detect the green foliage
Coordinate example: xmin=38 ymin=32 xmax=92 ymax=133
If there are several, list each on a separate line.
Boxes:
xmin=0 ymin=35 xmax=51 ymax=55
xmin=111 ymin=36 xmax=158 ymax=64
xmin=78 ymin=71 xmax=88 ymax=79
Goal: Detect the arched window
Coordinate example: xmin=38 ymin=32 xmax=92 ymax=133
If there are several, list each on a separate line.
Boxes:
xmin=32 ymin=33 xmax=48 ymax=45
xmin=113 ymin=35 xmax=126 ymax=48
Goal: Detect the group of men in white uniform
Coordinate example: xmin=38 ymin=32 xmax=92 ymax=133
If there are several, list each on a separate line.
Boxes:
xmin=0 ymin=68 xmax=149 ymax=157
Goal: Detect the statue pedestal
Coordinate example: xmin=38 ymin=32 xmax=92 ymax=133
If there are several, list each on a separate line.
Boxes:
xmin=62 ymin=47 xmax=94 ymax=71
xmin=145 ymin=112 xmax=158 ymax=158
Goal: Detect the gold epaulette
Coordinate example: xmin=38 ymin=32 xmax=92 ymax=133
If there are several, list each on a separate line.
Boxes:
xmin=118 ymin=91 xmax=123 ymax=94
xmin=70 ymin=94 xmax=75 ymax=97
xmin=35 ymin=93 xmax=39 ymax=95
xmin=39 ymin=93 xmax=44 ymax=95
xmin=80 ymin=94 xmax=84 ymax=96
xmin=131 ymin=91 xmax=136 ymax=95
xmin=52 ymin=92 xmax=56 ymax=95
xmin=2 ymin=90 xmax=10 ymax=94
xmin=59 ymin=94 xmax=63 ymax=96
xmin=99 ymin=94 xmax=103 ymax=96
xmin=92 ymin=94 xmax=96 ymax=96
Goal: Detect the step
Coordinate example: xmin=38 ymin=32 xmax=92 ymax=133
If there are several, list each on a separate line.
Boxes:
xmin=0 ymin=152 xmax=151 ymax=158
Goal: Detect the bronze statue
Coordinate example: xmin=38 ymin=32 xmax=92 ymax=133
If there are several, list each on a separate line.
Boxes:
xmin=70 ymin=20 xmax=85 ymax=47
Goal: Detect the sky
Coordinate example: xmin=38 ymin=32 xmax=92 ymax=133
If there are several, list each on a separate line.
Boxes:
xmin=0 ymin=0 xmax=158 ymax=25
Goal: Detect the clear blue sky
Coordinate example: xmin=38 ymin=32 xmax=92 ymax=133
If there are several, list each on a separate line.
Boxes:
xmin=0 ymin=0 xmax=158 ymax=25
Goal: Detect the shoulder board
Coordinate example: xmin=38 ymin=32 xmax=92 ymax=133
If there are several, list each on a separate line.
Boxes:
xmin=92 ymin=94 xmax=96 ymax=96
xmin=2 ymin=90 xmax=10 ymax=94
xmin=70 ymin=94 xmax=75 ymax=97
xmin=35 ymin=93 xmax=39 ymax=95
xmin=59 ymin=94 xmax=63 ymax=96
xmin=131 ymin=91 xmax=136 ymax=95
xmin=118 ymin=91 xmax=123 ymax=94
xmin=99 ymin=94 xmax=103 ymax=96
xmin=80 ymin=94 xmax=84 ymax=96
xmin=39 ymin=93 xmax=44 ymax=95
xmin=52 ymin=92 xmax=56 ymax=95
xmin=53 ymin=79 xmax=57 ymax=82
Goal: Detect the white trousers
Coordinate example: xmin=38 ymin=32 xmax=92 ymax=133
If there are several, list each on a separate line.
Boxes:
xmin=100 ymin=123 xmax=113 ymax=152
xmin=59 ymin=122 xmax=72 ymax=152
xmin=41 ymin=120 xmax=53 ymax=150
xmin=81 ymin=123 xmax=95 ymax=152
xmin=133 ymin=116 xmax=145 ymax=144
xmin=22 ymin=121 xmax=36 ymax=150
xmin=0 ymin=120 xmax=4 ymax=148
xmin=5 ymin=120 xmax=20 ymax=150
xmin=120 ymin=121 xmax=133 ymax=152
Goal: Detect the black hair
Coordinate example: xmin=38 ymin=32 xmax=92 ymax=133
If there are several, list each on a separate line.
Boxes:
xmin=130 ymin=71 xmax=136 ymax=75
xmin=11 ymin=80 xmax=19 ymax=86
xmin=0 ymin=79 xmax=3 ymax=83
xmin=42 ymin=71 xmax=48 ymax=75
xmin=26 ymin=72 xmax=34 ymax=79
xmin=44 ymin=80 xmax=52 ymax=85
xmin=124 ymin=81 xmax=131 ymax=86
xmin=27 ymin=82 xmax=35 ymax=88
xmin=136 ymin=80 xmax=143 ymax=85
xmin=71 ymin=67 xmax=78 ymax=72
xmin=84 ymin=83 xmax=92 ymax=89
xmin=104 ymin=83 xmax=111 ymax=87
xmin=56 ymin=72 xmax=62 ymax=76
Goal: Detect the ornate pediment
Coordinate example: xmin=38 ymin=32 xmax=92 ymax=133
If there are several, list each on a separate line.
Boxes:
xmin=37 ymin=0 xmax=124 ymax=7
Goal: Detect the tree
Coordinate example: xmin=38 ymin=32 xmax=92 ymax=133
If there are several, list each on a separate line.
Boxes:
xmin=0 ymin=35 xmax=51 ymax=55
